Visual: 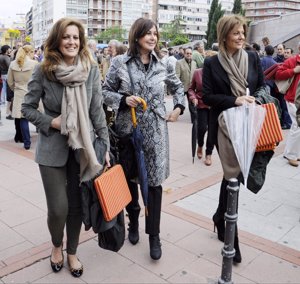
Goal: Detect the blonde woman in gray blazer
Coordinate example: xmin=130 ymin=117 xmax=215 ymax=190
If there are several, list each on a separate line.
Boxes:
xmin=22 ymin=18 xmax=109 ymax=278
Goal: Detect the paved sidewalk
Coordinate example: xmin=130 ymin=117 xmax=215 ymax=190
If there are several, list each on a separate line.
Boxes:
xmin=0 ymin=100 xmax=300 ymax=283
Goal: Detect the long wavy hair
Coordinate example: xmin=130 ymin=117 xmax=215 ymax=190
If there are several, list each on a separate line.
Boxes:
xmin=128 ymin=18 xmax=162 ymax=59
xmin=42 ymin=17 xmax=93 ymax=80
xmin=16 ymin=45 xmax=34 ymax=68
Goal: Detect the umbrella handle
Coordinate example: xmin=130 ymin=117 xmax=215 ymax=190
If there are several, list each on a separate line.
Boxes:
xmin=130 ymin=98 xmax=147 ymax=128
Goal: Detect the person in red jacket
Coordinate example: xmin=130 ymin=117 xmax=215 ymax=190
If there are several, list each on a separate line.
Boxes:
xmin=188 ymin=50 xmax=216 ymax=166
xmin=275 ymin=48 xmax=300 ymax=167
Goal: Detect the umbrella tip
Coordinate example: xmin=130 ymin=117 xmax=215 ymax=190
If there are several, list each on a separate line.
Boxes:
xmin=192 ymin=157 xmax=195 ymax=164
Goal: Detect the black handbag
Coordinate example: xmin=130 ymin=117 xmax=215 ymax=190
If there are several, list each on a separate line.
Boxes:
xmin=106 ymin=63 xmax=139 ymax=180
xmin=108 ymin=123 xmax=137 ymax=180
xmin=98 ymin=210 xmax=125 ymax=252
xmin=239 ymin=150 xmax=274 ymax=194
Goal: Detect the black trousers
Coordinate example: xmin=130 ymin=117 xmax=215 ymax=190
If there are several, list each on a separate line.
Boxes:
xmin=126 ymin=180 xmax=162 ymax=236
xmin=196 ymin=108 xmax=214 ymax=156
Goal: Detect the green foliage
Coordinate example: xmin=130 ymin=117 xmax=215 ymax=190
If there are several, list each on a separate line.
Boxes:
xmin=95 ymin=26 xmax=126 ymax=42
xmin=8 ymin=29 xmax=20 ymax=39
xmin=232 ymin=0 xmax=245 ymax=15
xmin=160 ymin=13 xmax=188 ymax=45
xmin=207 ymin=3 xmax=225 ymax=49
xmin=170 ymin=35 xmax=189 ymax=46
xmin=25 ymin=36 xmax=31 ymax=43
xmin=7 ymin=28 xmax=21 ymax=47
xmin=206 ymin=0 xmax=218 ymax=41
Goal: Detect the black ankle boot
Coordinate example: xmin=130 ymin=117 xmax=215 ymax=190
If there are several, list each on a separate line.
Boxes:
xmin=233 ymin=235 xmax=242 ymax=264
xmin=149 ymin=234 xmax=162 ymax=260
xmin=128 ymin=222 xmax=139 ymax=245
xmin=212 ymin=212 xmax=225 ymax=242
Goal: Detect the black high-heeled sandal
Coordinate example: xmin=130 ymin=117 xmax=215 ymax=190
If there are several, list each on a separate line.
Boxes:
xmin=67 ymin=256 xmax=83 ymax=277
xmin=212 ymin=213 xmax=225 ymax=242
xmin=50 ymin=246 xmax=64 ymax=273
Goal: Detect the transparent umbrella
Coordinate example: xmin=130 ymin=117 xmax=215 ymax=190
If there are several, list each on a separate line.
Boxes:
xmin=223 ymin=89 xmax=266 ymax=189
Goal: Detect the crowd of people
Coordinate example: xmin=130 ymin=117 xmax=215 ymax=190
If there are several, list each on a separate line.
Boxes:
xmin=0 ymin=13 xmax=300 ymax=279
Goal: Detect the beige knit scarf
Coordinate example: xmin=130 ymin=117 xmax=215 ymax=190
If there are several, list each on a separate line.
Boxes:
xmin=55 ymin=57 xmax=101 ymax=182
xmin=218 ymin=49 xmax=249 ymax=97
xmin=217 ymin=49 xmax=249 ymax=180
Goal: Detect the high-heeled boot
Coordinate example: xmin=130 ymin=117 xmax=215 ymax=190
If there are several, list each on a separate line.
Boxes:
xmin=149 ymin=234 xmax=162 ymax=260
xmin=212 ymin=212 xmax=225 ymax=242
xmin=233 ymin=234 xmax=242 ymax=264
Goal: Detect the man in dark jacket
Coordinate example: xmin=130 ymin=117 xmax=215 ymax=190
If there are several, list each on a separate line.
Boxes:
xmin=261 ymin=45 xmax=277 ymax=96
xmin=273 ymin=43 xmax=285 ymax=63
xmin=0 ymin=45 xmax=12 ymax=119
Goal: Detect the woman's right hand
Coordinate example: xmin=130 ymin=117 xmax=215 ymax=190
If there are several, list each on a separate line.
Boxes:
xmin=235 ymin=96 xmax=255 ymax=106
xmin=192 ymin=98 xmax=198 ymax=106
xmin=125 ymin=96 xmax=142 ymax=107
xmin=51 ymin=115 xmax=62 ymax=130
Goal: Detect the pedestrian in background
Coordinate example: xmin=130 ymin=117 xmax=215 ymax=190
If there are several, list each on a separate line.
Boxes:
xmin=275 ymin=42 xmax=300 ymax=167
xmin=22 ymin=17 xmax=110 ymax=277
xmin=103 ymin=17 xmax=185 ymax=261
xmin=0 ymin=45 xmax=12 ymax=115
xmin=176 ymin=47 xmax=196 ymax=122
xmin=192 ymin=41 xmax=205 ymax=68
xmin=7 ymin=45 xmax=38 ymax=149
xmin=188 ymin=50 xmax=217 ymax=166
xmin=202 ymin=14 xmax=265 ymax=264
xmin=273 ymin=43 xmax=285 ymax=63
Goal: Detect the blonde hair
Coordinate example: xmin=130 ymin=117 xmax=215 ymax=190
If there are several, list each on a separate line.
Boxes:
xmin=16 ymin=45 xmax=34 ymax=68
xmin=205 ymin=50 xmax=218 ymax=57
xmin=217 ymin=15 xmax=247 ymax=54
xmin=42 ymin=17 xmax=94 ymax=80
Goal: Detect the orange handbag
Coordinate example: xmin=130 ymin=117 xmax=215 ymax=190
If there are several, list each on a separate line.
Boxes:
xmin=94 ymin=165 xmax=132 ymax=222
xmin=256 ymin=103 xmax=283 ymax=152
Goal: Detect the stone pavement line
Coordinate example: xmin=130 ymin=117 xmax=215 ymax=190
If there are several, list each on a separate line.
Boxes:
xmin=164 ymin=204 xmax=300 ymax=266
xmin=0 ymin=230 xmax=96 ymax=278
xmin=0 ymin=140 xmax=35 ymax=160
xmin=0 ymin=126 xmax=290 ymax=278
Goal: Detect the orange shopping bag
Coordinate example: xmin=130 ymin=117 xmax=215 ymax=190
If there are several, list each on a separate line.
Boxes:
xmin=94 ymin=165 xmax=132 ymax=222
xmin=256 ymin=103 xmax=283 ymax=152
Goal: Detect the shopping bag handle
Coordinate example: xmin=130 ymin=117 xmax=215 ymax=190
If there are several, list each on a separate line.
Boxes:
xmin=131 ymin=98 xmax=147 ymax=128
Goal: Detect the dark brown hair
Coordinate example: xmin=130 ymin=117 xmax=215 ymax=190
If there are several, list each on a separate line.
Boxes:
xmin=42 ymin=17 xmax=93 ymax=80
xmin=128 ymin=18 xmax=162 ymax=59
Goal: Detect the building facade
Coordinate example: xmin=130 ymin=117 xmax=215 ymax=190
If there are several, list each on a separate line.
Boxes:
xmin=154 ymin=0 xmax=233 ymax=42
xmin=28 ymin=0 xmax=236 ymax=47
xmin=243 ymin=0 xmax=300 ymax=22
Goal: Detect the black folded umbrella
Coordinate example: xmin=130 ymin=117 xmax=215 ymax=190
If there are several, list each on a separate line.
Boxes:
xmin=130 ymin=99 xmax=148 ymax=215
xmin=191 ymin=104 xmax=198 ymax=163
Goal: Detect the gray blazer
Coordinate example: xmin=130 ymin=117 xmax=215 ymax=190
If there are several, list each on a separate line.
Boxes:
xmin=22 ymin=63 xmax=109 ymax=167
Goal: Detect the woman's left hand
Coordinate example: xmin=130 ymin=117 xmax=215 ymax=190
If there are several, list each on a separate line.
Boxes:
xmin=166 ymin=108 xmax=181 ymax=122
xmin=235 ymin=95 xmax=255 ymax=106
xmin=105 ymin=151 xmax=111 ymax=168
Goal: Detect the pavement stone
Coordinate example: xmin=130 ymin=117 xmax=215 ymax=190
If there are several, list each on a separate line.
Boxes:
xmin=1 ymin=100 xmax=300 ymax=283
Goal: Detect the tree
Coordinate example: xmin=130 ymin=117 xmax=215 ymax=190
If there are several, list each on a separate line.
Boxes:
xmin=171 ymin=35 xmax=190 ymax=46
xmin=206 ymin=0 xmax=218 ymax=45
xmin=7 ymin=29 xmax=21 ymax=47
xmin=232 ymin=0 xmax=245 ymax=15
xmin=25 ymin=36 xmax=31 ymax=43
xmin=160 ymin=13 xmax=189 ymax=46
xmin=95 ymin=26 xmax=126 ymax=43
xmin=207 ymin=3 xmax=225 ymax=49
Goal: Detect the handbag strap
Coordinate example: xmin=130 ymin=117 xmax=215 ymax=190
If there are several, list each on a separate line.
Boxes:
xmin=126 ymin=62 xmax=136 ymax=96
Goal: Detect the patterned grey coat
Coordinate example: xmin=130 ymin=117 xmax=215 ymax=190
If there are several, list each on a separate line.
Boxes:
xmin=102 ymin=52 xmax=185 ymax=186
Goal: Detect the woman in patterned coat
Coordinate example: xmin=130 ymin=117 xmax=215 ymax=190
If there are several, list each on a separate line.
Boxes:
xmin=103 ymin=18 xmax=185 ymax=260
